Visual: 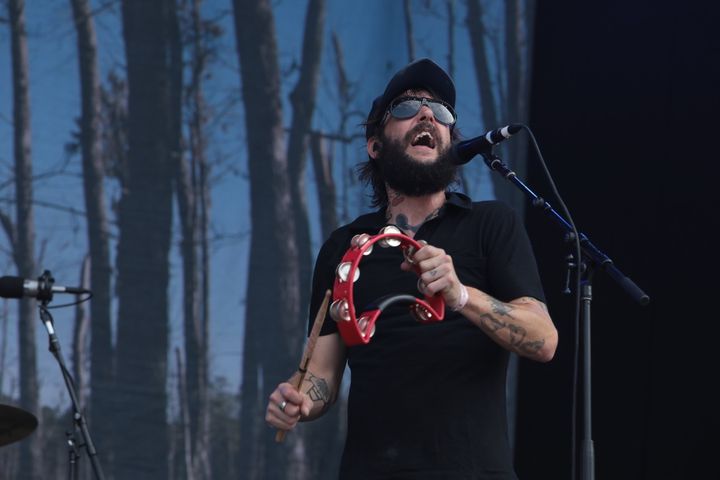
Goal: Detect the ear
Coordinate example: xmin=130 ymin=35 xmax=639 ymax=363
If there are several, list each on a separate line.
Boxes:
xmin=367 ymin=138 xmax=382 ymax=159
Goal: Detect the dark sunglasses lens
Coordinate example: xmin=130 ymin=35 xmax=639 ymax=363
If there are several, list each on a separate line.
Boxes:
xmin=429 ymin=103 xmax=455 ymax=125
xmin=391 ymin=99 xmax=422 ymax=119
xmin=390 ymin=98 xmax=455 ymax=125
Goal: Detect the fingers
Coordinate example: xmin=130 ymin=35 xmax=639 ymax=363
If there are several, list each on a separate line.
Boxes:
xmin=265 ymin=383 xmax=310 ymax=430
xmin=408 ymin=244 xmax=467 ymax=308
xmin=417 ymin=272 xmax=453 ymax=296
xmin=410 ymin=246 xmax=457 ymax=293
xmin=400 ymin=239 xmax=427 ymax=271
xmin=301 ymin=395 xmax=313 ymax=417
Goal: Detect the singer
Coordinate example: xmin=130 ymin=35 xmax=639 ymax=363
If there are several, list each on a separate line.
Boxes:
xmin=265 ymin=58 xmax=558 ymax=480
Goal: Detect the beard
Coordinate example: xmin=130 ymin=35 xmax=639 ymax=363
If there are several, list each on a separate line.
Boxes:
xmin=376 ymin=124 xmax=458 ymax=197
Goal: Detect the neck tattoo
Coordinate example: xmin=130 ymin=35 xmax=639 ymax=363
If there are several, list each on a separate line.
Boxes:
xmin=391 ymin=208 xmax=441 ymax=234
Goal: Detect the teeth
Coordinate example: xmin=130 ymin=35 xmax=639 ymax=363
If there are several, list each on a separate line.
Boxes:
xmin=412 ymin=131 xmax=434 ymax=147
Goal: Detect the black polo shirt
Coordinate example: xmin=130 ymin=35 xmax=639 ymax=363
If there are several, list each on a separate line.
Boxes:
xmin=307 ymin=192 xmax=545 ymax=480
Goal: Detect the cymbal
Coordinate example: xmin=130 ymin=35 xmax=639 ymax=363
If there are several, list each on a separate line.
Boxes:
xmin=0 ymin=404 xmax=38 ymax=447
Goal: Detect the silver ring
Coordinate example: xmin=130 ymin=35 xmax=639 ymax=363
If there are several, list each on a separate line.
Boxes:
xmin=278 ymin=400 xmax=288 ymax=412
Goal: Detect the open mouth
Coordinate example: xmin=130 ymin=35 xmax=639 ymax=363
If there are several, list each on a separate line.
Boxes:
xmin=410 ymin=131 xmax=436 ymax=149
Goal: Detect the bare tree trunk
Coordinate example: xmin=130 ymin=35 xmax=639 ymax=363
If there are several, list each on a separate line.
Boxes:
xmin=504 ymin=0 xmax=534 ymax=216
xmin=502 ymin=0 xmax=525 ymax=214
xmin=188 ymin=2 xmax=212 ymax=475
xmin=444 ymin=0 xmax=472 ymax=194
xmin=446 ymin=0 xmax=456 ymax=78
xmin=505 ymin=0 xmax=521 ymax=129
xmin=310 ymin=133 xmax=338 ymax=241
xmin=330 ymin=31 xmax=365 ymax=221
xmin=286 ymin=0 xmax=326 ymax=369
xmin=197 ymin=113 xmax=212 ymax=480
xmin=172 ymin=1 xmax=212 ymax=476
xmin=466 ymin=0 xmax=499 ymax=127
xmin=71 ymin=256 xmax=91 ymax=480
xmin=166 ymin=3 xmax=194 ymax=479
xmin=72 ymin=255 xmax=91 ymax=408
xmin=114 ymin=0 xmax=175 ymax=477
xmin=286 ymin=4 xmax=332 ymax=476
xmin=175 ymin=348 xmax=194 ymax=480
xmin=232 ymin=0 xmax=302 ymax=478
xmin=330 ymin=32 xmax=351 ymax=222
xmin=403 ymin=0 xmax=416 ymax=62
xmin=331 ymin=32 xmax=350 ymax=123
xmin=306 ymin=131 xmax=346 ymax=479
xmin=8 ymin=1 xmax=40 ymax=477
xmin=305 ymin=33 xmax=354 ymax=480
xmin=466 ymin=0 xmax=512 ymax=204
xmin=69 ymin=0 xmax=115 ymax=471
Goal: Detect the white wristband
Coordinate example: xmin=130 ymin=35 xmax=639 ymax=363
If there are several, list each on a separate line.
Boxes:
xmin=451 ymin=284 xmax=469 ymax=312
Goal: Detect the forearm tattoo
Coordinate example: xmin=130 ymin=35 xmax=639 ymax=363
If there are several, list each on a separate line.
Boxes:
xmin=480 ymin=297 xmax=545 ymax=355
xmin=516 ymin=296 xmax=549 ymax=313
xmin=303 ymin=372 xmax=331 ymax=412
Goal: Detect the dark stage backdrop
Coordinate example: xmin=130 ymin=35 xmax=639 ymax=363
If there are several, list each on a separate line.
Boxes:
xmin=515 ymin=1 xmax=720 ymax=479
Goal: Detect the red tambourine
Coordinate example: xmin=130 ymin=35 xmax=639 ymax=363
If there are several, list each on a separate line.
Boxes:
xmin=329 ymin=225 xmax=445 ymax=346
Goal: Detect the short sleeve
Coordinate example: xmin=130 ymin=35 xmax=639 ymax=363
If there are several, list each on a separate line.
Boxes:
xmin=307 ymin=231 xmax=346 ymax=337
xmin=481 ymin=202 xmax=546 ymax=303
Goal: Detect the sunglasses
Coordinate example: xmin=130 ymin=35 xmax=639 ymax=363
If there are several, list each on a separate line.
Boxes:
xmin=384 ymin=96 xmax=457 ymax=127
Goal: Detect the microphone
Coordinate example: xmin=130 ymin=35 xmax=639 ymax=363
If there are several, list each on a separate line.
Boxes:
xmin=0 ymin=275 xmax=90 ymax=300
xmin=452 ymin=124 xmax=522 ymax=164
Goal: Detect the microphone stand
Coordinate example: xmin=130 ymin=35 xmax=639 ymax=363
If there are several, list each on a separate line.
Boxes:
xmin=36 ymin=271 xmax=106 ymax=480
xmin=479 ymin=149 xmax=649 ymax=480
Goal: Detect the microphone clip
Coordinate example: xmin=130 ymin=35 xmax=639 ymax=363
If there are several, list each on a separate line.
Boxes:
xmin=36 ymin=270 xmax=56 ymax=303
xmin=480 ymin=150 xmax=517 ymax=179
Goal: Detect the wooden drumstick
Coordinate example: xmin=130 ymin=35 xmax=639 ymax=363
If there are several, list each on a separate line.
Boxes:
xmin=275 ymin=289 xmax=332 ymax=443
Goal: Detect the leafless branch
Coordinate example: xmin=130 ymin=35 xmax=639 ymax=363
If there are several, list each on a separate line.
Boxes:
xmin=0 ymin=210 xmax=16 ymax=252
xmin=403 ymin=0 xmax=416 ymax=62
xmin=0 ymin=197 xmax=86 ymax=217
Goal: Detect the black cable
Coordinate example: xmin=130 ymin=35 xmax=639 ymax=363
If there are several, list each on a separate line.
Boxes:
xmin=44 ymin=292 xmax=94 ymax=309
xmin=519 ymin=124 xmax=582 ymax=480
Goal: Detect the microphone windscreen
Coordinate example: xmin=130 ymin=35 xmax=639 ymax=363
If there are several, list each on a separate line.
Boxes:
xmin=451 ymin=139 xmax=479 ymax=165
xmin=0 ymin=276 xmax=25 ymax=299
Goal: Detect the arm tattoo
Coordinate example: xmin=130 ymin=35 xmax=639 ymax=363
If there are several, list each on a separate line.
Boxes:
xmin=479 ymin=311 xmax=545 ymax=355
xmin=303 ymin=372 xmax=331 ymax=412
xmin=519 ymin=339 xmax=546 ymax=355
xmin=477 ymin=295 xmax=547 ymax=355
xmin=490 ymin=297 xmax=514 ymax=316
xmin=516 ymin=296 xmax=549 ymax=313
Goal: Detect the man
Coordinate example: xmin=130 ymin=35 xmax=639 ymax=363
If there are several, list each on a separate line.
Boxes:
xmin=266 ymin=58 xmax=558 ymax=479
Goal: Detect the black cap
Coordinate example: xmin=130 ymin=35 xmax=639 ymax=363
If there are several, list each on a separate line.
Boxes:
xmin=365 ymin=58 xmax=456 ymax=139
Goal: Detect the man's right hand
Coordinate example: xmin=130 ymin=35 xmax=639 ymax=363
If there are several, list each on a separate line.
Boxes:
xmin=266 ymin=382 xmax=313 ymax=431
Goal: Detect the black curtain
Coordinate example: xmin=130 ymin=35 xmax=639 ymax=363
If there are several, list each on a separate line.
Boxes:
xmin=515 ymin=1 xmax=720 ymax=479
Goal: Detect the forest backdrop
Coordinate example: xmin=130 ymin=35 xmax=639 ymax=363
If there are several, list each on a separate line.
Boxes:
xmin=0 ymin=1 xmax=534 ymax=478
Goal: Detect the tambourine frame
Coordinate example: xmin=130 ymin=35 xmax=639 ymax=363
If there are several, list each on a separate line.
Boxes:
xmin=331 ymin=231 xmax=445 ymax=346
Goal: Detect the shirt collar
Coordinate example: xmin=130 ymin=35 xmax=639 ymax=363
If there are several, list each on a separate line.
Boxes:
xmin=349 ymin=191 xmax=472 ymax=232
xmin=444 ymin=191 xmax=472 ymax=210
